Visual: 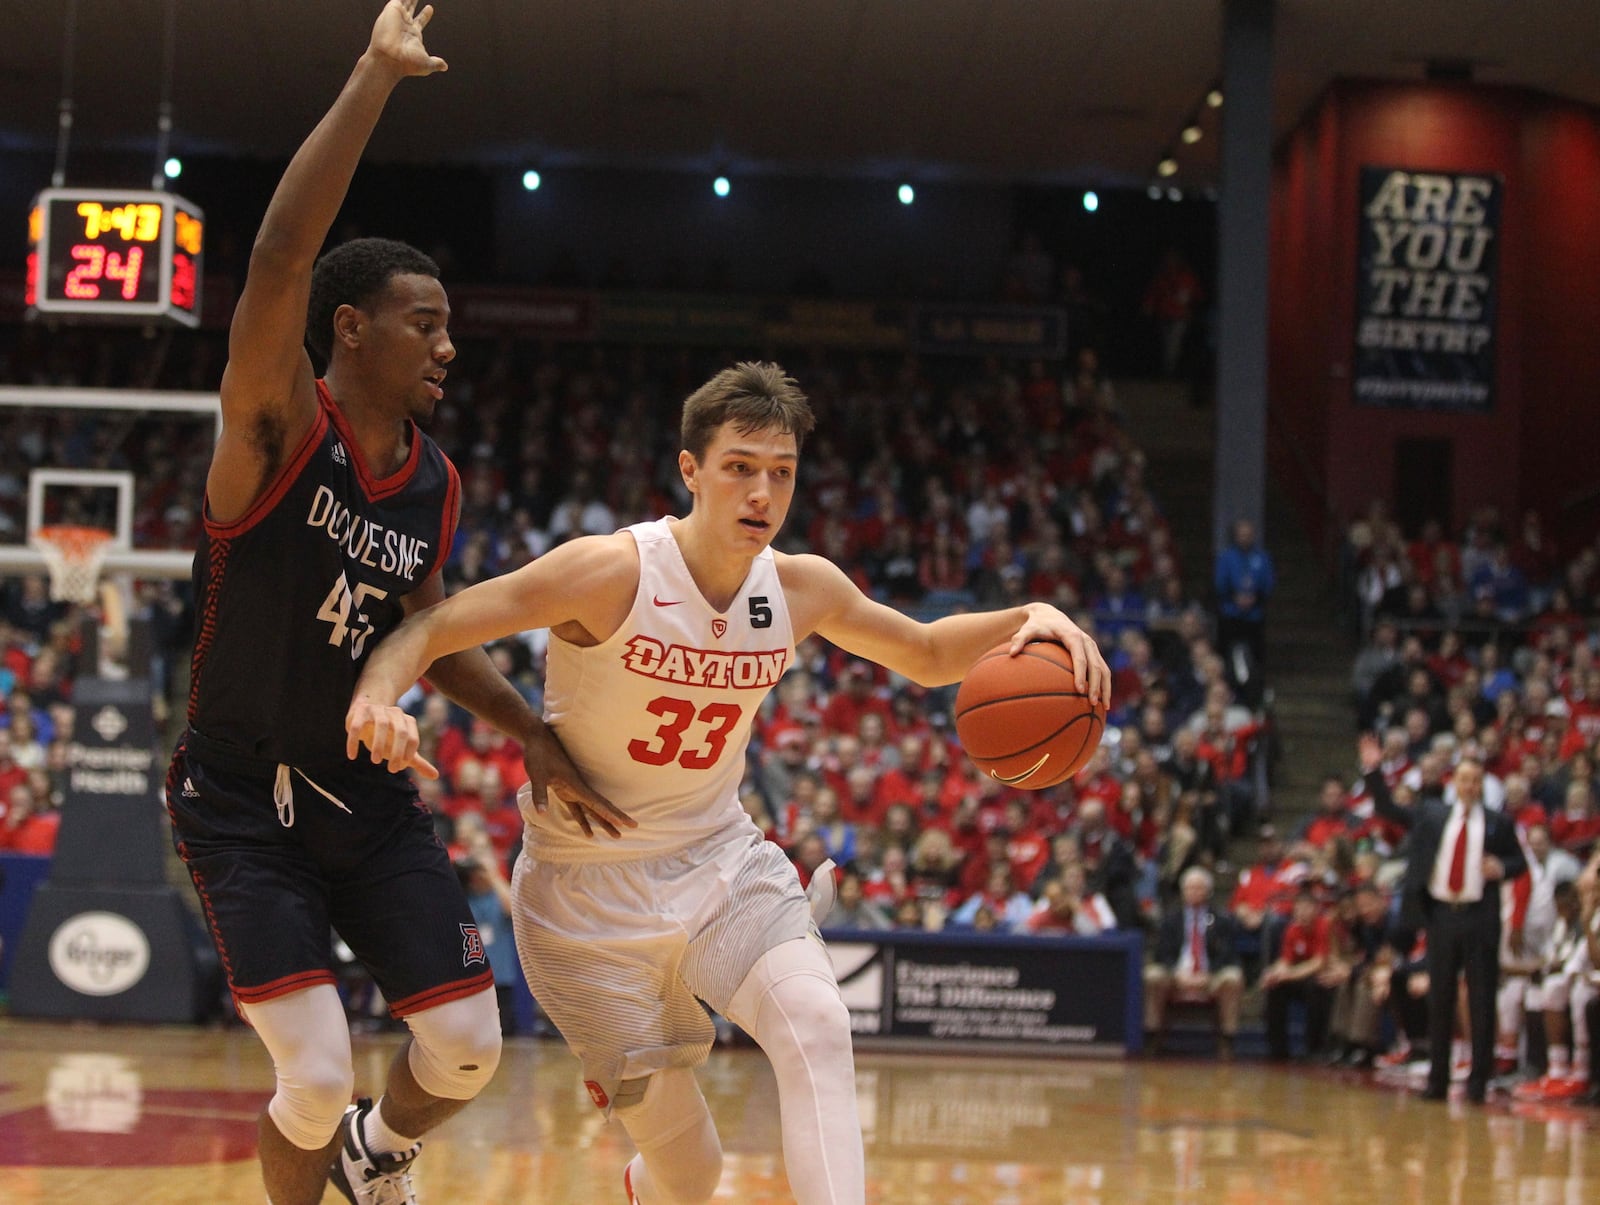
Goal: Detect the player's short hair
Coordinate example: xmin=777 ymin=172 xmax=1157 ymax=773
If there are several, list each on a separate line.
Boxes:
xmin=306 ymin=238 xmax=440 ymax=364
xmin=680 ymin=361 xmax=815 ymax=462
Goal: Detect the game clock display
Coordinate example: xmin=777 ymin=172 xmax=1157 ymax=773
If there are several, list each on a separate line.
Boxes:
xmin=26 ymin=188 xmax=205 ymax=328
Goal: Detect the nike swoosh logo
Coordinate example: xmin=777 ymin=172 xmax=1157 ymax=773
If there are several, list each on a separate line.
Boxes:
xmin=989 ymin=754 xmax=1051 ymax=785
xmin=652 ymin=596 xmax=683 ymax=607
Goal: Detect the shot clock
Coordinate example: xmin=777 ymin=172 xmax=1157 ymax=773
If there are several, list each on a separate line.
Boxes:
xmin=26 ymin=188 xmax=205 ymax=328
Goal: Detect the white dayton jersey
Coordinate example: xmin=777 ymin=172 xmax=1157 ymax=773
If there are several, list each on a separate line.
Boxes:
xmin=532 ymin=518 xmax=794 ymax=860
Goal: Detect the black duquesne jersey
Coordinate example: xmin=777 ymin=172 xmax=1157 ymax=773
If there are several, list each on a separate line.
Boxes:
xmin=187 ymin=381 xmax=459 ymax=768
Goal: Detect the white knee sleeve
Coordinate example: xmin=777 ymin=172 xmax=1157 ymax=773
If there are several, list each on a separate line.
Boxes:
xmin=727 ymin=938 xmax=864 ymax=1205
xmin=1572 ymin=978 xmax=1596 ymax=1052
xmin=1497 ymin=977 xmax=1526 ymax=1037
xmin=240 ymin=985 xmax=354 ymax=1151
xmin=1540 ymin=976 xmax=1573 ymax=1014
xmin=614 ymin=1067 xmax=723 ymax=1204
xmin=404 ymin=987 xmax=503 ymax=1101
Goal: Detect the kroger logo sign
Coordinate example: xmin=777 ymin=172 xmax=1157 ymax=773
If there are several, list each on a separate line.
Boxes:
xmin=48 ymin=912 xmax=151 ymax=996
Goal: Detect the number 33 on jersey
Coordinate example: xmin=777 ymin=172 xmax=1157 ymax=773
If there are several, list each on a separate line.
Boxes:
xmin=536 ymin=519 xmax=795 ymax=855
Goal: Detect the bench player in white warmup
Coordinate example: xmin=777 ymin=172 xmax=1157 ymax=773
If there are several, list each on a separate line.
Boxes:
xmin=347 ymin=362 xmax=1110 ymax=1203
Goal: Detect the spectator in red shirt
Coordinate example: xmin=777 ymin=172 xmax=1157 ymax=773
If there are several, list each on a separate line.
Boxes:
xmin=441 ymin=758 xmax=489 ymax=820
xmin=1551 ymin=780 xmax=1600 ymax=858
xmin=1262 ymin=886 xmax=1332 ymax=1060
xmin=1073 ymin=747 xmax=1122 ymax=812
xmin=1230 ymin=824 xmax=1296 ymax=956
xmin=1297 ymin=775 xmax=1354 ymax=850
xmin=0 ymin=730 xmax=27 ymax=803
xmin=941 ymin=796 xmax=989 ymax=875
xmin=0 ymin=783 xmax=60 ymax=855
xmin=872 ymin=736 xmax=927 ymax=813
xmin=839 ymin=765 xmax=888 ymax=829
xmin=822 ymin=662 xmax=894 ymax=737
xmin=1002 ymin=798 xmax=1051 ymax=892
xmin=820 ymin=734 xmax=865 ymax=801
xmin=1027 ymin=864 xmax=1118 ymax=935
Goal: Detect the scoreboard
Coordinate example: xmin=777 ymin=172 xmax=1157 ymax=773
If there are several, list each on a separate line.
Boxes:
xmin=26 ymin=189 xmax=204 ymax=328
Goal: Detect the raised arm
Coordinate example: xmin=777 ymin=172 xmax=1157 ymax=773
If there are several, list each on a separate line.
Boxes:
xmin=209 ymin=1 xmax=447 ymax=523
xmin=780 ymin=553 xmax=1110 ymax=705
xmin=1358 ymin=732 xmax=1413 ymax=830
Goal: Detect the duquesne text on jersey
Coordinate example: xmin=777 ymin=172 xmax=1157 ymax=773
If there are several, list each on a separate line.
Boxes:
xmin=622 ymin=635 xmax=788 ymax=689
xmin=305 ymin=484 xmax=431 ymax=581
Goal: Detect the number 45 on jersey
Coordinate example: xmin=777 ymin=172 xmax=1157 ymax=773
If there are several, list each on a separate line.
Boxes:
xmin=317 ymin=571 xmax=387 ymax=659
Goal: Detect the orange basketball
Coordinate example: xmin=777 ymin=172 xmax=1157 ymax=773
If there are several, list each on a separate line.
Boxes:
xmin=953 ymin=641 xmax=1107 ymax=790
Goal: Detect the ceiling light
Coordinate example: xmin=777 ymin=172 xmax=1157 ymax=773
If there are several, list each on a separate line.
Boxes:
xmin=897 ymin=183 xmax=915 ymax=205
xmin=522 ymin=169 xmax=541 ymax=191
xmin=713 ymin=174 xmax=731 ymax=198
xmin=163 ymin=157 xmax=182 ymax=179
xmin=1207 ymin=89 xmax=1224 ymax=108
xmin=1157 ymin=157 xmax=1178 ymax=178
xmin=1082 ymin=190 xmax=1099 ymax=213
xmin=1181 ymin=124 xmax=1202 ymax=145
xmin=1146 ymin=184 xmax=1162 ymax=200
xmin=1167 ymin=187 xmax=1183 ymax=202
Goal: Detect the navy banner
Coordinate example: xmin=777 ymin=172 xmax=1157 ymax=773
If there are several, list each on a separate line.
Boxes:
xmin=1354 ymin=166 xmax=1501 ymax=411
xmin=825 ymin=929 xmax=1142 ymax=1055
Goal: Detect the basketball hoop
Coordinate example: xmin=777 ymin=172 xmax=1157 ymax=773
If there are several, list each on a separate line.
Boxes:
xmin=30 ymin=525 xmax=116 ymax=604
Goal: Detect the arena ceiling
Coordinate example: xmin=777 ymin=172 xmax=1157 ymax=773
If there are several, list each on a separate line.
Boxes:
xmin=5 ymin=0 xmax=1598 ymax=188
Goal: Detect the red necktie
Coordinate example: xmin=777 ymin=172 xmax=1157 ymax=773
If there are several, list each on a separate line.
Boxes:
xmin=1447 ymin=815 xmax=1469 ymax=895
xmin=1189 ymin=910 xmax=1206 ymax=971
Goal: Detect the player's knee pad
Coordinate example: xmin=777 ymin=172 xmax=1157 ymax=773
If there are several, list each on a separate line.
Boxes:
xmin=763 ymin=972 xmax=854 ymax=1073
xmin=241 ymin=986 xmax=355 ymax=1151
xmin=404 ymin=987 xmax=502 ymax=1101
xmin=614 ymin=1068 xmax=722 ymax=1203
xmin=730 ymin=940 xmax=852 ymax=1074
xmin=1496 ymin=978 xmax=1526 ymax=1030
xmin=1540 ymin=977 xmax=1572 ymax=1013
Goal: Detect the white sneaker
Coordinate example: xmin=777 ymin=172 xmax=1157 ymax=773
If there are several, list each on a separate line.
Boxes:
xmin=329 ymin=1098 xmax=422 ymax=1205
xmin=806 ymin=859 xmax=838 ymax=924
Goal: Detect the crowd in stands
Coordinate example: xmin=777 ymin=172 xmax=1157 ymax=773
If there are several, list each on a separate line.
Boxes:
xmin=0 ymin=318 xmax=1277 ymax=963
xmin=1156 ymin=503 xmax=1600 ymax=1097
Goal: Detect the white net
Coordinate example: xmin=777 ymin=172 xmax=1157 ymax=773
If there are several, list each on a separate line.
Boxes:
xmin=30 ymin=525 xmax=116 ymax=604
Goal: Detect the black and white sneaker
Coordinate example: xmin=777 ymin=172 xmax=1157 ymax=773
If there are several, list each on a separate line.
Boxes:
xmin=329 ymin=1097 xmax=422 ymax=1205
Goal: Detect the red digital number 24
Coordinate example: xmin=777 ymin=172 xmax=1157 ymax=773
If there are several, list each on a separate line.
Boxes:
xmin=628 ymin=697 xmax=741 ymax=769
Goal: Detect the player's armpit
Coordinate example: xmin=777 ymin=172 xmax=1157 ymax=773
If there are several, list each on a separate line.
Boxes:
xmin=780 ymin=553 xmax=938 ymax=683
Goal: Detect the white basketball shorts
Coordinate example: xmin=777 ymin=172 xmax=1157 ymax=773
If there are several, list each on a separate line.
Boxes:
xmin=510 ymin=822 xmax=814 ymax=1105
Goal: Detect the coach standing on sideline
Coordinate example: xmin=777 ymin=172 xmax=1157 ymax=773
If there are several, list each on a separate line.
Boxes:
xmin=1360 ymin=733 xmax=1524 ymax=1102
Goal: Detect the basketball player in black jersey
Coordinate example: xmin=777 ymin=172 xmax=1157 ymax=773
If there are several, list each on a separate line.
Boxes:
xmin=163 ymin=5 xmax=630 ymax=1204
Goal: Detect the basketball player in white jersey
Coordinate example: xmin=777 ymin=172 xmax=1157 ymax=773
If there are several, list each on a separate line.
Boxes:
xmin=346 ymin=362 xmax=1110 ymax=1204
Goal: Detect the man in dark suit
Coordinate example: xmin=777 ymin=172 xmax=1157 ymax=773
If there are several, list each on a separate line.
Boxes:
xmin=1144 ymin=866 xmax=1244 ymax=1057
xmin=1360 ymin=734 xmax=1526 ymax=1102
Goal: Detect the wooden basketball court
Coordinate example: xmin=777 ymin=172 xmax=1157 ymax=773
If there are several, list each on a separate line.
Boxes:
xmin=1 ymin=1017 xmax=1595 ymax=1202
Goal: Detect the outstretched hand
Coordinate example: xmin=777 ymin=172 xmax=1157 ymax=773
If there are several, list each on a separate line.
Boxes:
xmin=345 ymin=695 xmax=440 ymax=778
xmin=1357 ymin=732 xmax=1382 ymax=774
xmin=520 ymin=722 xmax=637 ymax=840
xmin=1009 ymin=603 xmax=1111 ymax=708
xmin=369 ymin=0 xmax=448 ymax=78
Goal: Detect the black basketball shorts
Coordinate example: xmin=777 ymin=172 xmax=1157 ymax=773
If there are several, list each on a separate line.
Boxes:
xmin=165 ymin=730 xmax=493 ymax=1017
